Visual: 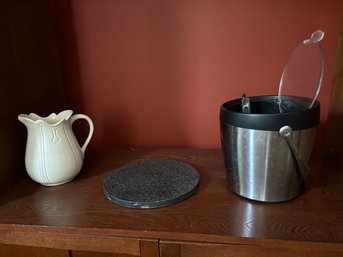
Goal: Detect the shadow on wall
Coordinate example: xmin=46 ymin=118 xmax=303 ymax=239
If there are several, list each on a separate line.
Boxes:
xmin=51 ymin=0 xmax=91 ymax=145
xmin=51 ymin=0 xmax=84 ymax=113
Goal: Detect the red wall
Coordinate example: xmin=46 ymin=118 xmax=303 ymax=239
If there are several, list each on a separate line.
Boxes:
xmin=52 ymin=0 xmax=341 ymax=150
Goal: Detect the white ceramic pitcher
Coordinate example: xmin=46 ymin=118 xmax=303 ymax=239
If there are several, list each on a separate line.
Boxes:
xmin=18 ymin=110 xmax=94 ymax=186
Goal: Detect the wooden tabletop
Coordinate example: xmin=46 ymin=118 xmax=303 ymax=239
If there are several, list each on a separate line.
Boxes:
xmin=0 ymin=148 xmax=342 ymax=251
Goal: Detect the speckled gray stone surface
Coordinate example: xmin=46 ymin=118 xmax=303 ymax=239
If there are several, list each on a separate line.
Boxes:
xmin=103 ymin=159 xmax=200 ymax=209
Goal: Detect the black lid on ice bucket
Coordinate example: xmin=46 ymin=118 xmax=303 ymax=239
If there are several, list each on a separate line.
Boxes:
xmin=220 ymin=95 xmax=320 ymax=131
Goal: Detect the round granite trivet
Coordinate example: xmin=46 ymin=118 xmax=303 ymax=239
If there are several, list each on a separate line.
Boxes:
xmin=103 ymin=159 xmax=200 ymax=209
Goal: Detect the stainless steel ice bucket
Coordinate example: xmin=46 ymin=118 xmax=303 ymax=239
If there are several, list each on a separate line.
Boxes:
xmin=220 ymin=95 xmax=320 ymax=202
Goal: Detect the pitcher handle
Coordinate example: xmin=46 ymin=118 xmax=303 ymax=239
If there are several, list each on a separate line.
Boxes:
xmin=70 ymin=114 xmax=94 ymax=153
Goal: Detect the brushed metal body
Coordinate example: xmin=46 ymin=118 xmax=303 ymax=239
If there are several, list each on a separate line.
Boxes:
xmin=221 ymin=124 xmax=316 ymax=202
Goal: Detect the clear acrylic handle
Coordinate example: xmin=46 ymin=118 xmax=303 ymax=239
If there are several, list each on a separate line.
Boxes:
xmin=278 ymin=30 xmax=324 ymax=112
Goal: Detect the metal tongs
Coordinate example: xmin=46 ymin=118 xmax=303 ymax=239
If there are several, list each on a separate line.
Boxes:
xmin=241 ymin=93 xmax=251 ymax=113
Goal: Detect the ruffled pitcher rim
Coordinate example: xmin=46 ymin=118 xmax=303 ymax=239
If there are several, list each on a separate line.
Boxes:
xmin=18 ymin=110 xmax=73 ymax=126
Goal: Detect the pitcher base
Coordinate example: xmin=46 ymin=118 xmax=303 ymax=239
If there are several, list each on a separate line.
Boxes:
xmin=40 ymin=178 xmax=75 ymax=187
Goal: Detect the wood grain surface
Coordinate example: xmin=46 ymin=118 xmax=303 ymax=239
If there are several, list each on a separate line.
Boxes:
xmin=0 ymin=149 xmax=342 ymax=254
